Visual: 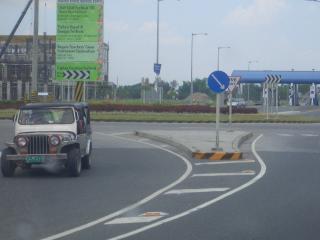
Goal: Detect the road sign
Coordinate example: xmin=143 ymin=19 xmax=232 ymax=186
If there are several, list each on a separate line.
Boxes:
xmin=154 ymin=63 xmax=161 ymax=75
xmin=63 ymin=70 xmax=90 ymax=80
xmin=265 ymin=74 xmax=282 ymax=84
xmin=228 ymin=76 xmax=241 ymax=92
xmin=208 ymin=71 xmax=230 ymax=93
xmin=56 ymin=0 xmax=104 ymax=81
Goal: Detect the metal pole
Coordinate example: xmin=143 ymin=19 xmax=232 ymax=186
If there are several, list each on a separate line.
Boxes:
xmin=271 ymin=83 xmax=274 ymax=114
xmin=83 ymin=81 xmax=86 ymax=102
xmin=267 ymin=83 xmax=269 ymax=120
xmin=216 ymin=47 xmax=220 ymax=149
xmin=229 ymin=91 xmax=232 ymax=126
xmin=216 ymin=93 xmax=220 ymax=149
xmin=31 ymin=0 xmax=39 ymax=93
xmin=67 ymin=80 xmax=70 ymax=102
xmin=190 ymin=34 xmax=194 ymax=105
xmin=276 ymin=84 xmax=279 ymax=115
xmin=156 ymin=0 xmax=160 ymax=65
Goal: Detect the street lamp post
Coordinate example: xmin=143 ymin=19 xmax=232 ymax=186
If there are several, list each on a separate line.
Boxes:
xmin=31 ymin=0 xmax=39 ymax=94
xmin=190 ymin=32 xmax=207 ymax=105
xmin=216 ymin=46 xmax=230 ymax=150
xmin=156 ymin=0 xmax=180 ymax=103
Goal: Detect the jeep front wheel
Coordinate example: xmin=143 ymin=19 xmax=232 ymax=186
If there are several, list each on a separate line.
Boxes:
xmin=67 ymin=148 xmax=81 ymax=177
xmin=1 ymin=148 xmax=16 ymax=177
xmin=82 ymin=143 xmax=92 ymax=170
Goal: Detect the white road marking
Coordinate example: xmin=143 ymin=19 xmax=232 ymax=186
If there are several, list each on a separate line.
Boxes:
xmin=105 ymin=215 xmax=164 ymax=225
xmin=276 ymin=133 xmax=294 ymax=137
xmin=195 ymin=160 xmax=255 ymax=166
xmin=165 ymin=188 xmax=229 ymax=195
xmin=41 ymin=132 xmax=193 ymax=240
xmin=301 ymin=134 xmax=319 ymax=137
xmin=192 ymin=172 xmax=256 ymax=177
xmin=107 ymin=134 xmax=266 ymax=240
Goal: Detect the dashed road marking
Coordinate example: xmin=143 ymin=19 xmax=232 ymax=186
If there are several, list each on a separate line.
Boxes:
xmin=276 ymin=133 xmax=294 ymax=137
xmin=104 ymin=212 xmax=167 ymax=225
xmin=192 ymin=172 xmax=256 ymax=177
xmin=165 ymin=188 xmax=230 ymax=195
xmin=301 ymin=134 xmax=319 ymax=137
xmin=195 ymin=159 xmax=255 ymax=166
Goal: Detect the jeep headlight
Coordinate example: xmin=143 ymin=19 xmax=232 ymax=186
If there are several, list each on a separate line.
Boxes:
xmin=50 ymin=135 xmax=60 ymax=146
xmin=16 ymin=136 xmax=27 ymax=147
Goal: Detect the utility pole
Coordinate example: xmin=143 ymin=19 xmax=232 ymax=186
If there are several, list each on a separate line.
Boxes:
xmin=31 ymin=0 xmax=39 ymax=93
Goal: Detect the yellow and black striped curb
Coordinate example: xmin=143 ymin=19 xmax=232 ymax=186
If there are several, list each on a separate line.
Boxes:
xmin=192 ymin=151 xmax=243 ymax=161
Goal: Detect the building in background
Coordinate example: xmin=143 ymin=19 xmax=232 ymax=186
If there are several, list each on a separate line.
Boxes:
xmin=0 ymin=35 xmax=109 ymax=101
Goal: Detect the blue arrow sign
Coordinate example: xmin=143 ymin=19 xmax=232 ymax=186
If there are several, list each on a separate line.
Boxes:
xmin=154 ymin=63 xmax=162 ymax=75
xmin=208 ymin=71 xmax=230 ymax=93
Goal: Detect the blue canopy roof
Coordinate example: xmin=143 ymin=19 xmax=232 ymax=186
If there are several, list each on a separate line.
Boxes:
xmin=231 ymin=70 xmax=320 ymax=84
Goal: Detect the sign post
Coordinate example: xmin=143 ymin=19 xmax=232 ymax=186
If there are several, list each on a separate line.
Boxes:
xmin=208 ymin=71 xmax=230 ymax=150
xmin=227 ymin=77 xmax=241 ymax=126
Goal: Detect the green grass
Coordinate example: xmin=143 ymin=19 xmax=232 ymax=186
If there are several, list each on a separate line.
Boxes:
xmin=91 ymin=112 xmax=320 ymax=123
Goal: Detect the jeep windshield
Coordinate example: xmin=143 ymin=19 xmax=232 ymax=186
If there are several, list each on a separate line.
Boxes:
xmin=18 ymin=108 xmax=75 ymax=125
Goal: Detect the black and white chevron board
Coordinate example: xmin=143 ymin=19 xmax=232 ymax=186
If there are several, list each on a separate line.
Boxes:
xmin=63 ymin=70 xmax=90 ymax=80
xmin=265 ymin=74 xmax=282 ymax=84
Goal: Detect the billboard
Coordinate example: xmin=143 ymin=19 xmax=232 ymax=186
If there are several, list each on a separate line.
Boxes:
xmin=56 ymin=0 xmax=104 ymax=81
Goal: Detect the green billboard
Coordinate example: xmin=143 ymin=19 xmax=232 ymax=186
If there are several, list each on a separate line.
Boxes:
xmin=56 ymin=0 xmax=104 ymax=81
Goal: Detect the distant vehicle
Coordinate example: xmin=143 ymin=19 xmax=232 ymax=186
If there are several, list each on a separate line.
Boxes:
xmin=1 ymin=103 xmax=92 ymax=177
xmin=227 ymin=98 xmax=246 ymax=108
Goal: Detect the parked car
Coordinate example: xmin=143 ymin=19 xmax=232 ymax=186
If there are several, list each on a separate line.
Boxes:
xmin=227 ymin=98 xmax=246 ymax=108
xmin=1 ymin=103 xmax=92 ymax=177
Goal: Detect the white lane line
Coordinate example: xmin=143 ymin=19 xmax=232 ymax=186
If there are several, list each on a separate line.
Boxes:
xmin=192 ymin=172 xmax=255 ymax=177
xmin=276 ymin=133 xmax=294 ymax=137
xmin=107 ymin=134 xmax=266 ymax=240
xmin=105 ymin=216 xmax=162 ymax=225
xmin=41 ymin=132 xmax=193 ymax=240
xmin=301 ymin=134 xmax=319 ymax=137
xmin=195 ymin=160 xmax=255 ymax=166
xmin=165 ymin=188 xmax=229 ymax=195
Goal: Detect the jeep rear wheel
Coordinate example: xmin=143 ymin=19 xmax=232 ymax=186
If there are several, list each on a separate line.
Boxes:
xmin=67 ymin=148 xmax=81 ymax=177
xmin=1 ymin=148 xmax=16 ymax=177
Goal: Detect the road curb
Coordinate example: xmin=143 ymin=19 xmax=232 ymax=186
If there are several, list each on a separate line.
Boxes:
xmin=134 ymin=131 xmax=193 ymax=158
xmin=134 ymin=131 xmax=253 ymax=161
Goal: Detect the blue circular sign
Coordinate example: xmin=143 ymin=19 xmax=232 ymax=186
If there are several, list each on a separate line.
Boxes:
xmin=208 ymin=71 xmax=230 ymax=93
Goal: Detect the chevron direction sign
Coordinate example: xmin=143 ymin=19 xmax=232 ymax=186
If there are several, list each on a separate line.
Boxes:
xmin=56 ymin=0 xmax=104 ymax=81
xmin=63 ymin=70 xmax=90 ymax=80
xmin=265 ymin=74 xmax=282 ymax=85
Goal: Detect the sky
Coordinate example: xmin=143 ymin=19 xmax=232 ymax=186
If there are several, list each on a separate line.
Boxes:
xmin=0 ymin=0 xmax=320 ymax=85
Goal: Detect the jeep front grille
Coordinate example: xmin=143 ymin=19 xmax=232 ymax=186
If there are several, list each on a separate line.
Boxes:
xmin=28 ymin=136 xmax=49 ymax=154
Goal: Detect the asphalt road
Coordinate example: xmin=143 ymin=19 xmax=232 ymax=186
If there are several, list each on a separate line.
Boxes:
xmin=1 ymin=121 xmax=320 ymax=240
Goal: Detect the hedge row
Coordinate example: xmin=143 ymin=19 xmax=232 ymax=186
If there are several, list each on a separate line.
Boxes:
xmin=0 ymin=102 xmax=258 ymax=114
xmin=90 ymin=104 xmax=258 ymax=114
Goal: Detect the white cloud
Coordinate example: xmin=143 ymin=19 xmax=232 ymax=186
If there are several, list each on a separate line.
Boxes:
xmin=224 ymin=0 xmax=287 ymax=26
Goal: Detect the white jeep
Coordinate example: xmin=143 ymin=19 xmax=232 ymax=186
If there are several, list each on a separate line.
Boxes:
xmin=1 ymin=103 xmax=92 ymax=177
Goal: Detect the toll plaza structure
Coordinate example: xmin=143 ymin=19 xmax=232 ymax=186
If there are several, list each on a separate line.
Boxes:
xmin=231 ymin=70 xmax=320 ymax=107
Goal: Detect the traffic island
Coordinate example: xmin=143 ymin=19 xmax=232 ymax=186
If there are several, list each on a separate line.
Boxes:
xmin=135 ymin=130 xmax=252 ymax=161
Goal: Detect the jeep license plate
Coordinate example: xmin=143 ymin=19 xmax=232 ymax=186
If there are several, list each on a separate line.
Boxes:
xmin=26 ymin=156 xmax=45 ymax=164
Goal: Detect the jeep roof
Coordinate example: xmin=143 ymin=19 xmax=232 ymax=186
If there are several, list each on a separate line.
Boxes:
xmin=20 ymin=102 xmax=89 ymax=110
